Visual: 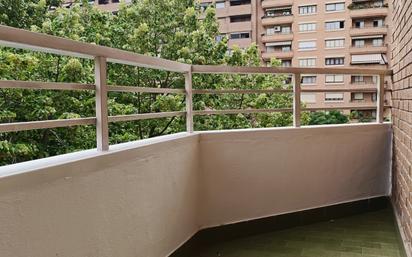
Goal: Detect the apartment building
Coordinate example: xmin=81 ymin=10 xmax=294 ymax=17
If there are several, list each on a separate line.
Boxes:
xmin=200 ymin=0 xmax=390 ymax=117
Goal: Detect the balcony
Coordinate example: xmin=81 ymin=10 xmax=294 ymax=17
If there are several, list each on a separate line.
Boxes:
xmin=262 ymin=0 xmax=294 ymax=9
xmin=350 ymin=25 xmax=388 ymax=37
xmin=262 ymin=50 xmax=293 ymax=60
xmin=262 ymin=15 xmax=294 ymax=26
xmin=262 ymin=32 xmax=294 ymax=43
xmin=0 ymin=25 xmax=402 ymax=257
xmin=350 ymin=45 xmax=388 ymax=54
xmin=349 ymin=6 xmax=388 ymax=18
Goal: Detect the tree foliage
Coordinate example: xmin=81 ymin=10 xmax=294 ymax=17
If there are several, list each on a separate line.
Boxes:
xmin=0 ymin=0 xmax=299 ymax=165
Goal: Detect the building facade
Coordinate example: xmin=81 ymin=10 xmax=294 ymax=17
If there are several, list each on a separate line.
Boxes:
xmin=200 ymin=0 xmax=390 ymax=117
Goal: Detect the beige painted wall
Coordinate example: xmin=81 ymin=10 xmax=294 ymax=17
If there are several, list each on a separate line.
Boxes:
xmin=198 ymin=124 xmax=392 ymax=227
xmin=0 ymin=134 xmax=201 ymax=257
xmin=0 ymin=124 xmax=392 ymax=257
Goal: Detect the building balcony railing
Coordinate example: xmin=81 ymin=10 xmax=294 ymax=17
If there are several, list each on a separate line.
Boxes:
xmin=349 ymin=5 xmax=389 ymax=18
xmin=262 ymin=0 xmax=294 ymax=9
xmin=0 ymin=24 xmax=391 ymax=140
xmin=262 ymin=50 xmax=294 ymax=60
xmin=350 ymin=45 xmax=388 ymax=54
xmin=350 ymin=25 xmax=388 ymax=37
xmin=262 ymin=14 xmax=294 ymax=26
xmin=261 ymin=32 xmax=294 ymax=43
xmin=0 ymin=24 xmax=396 ymax=257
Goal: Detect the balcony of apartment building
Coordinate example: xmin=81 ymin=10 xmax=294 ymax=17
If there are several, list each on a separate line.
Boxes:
xmin=261 ymin=7 xmax=293 ymax=26
xmin=261 ymin=0 xmax=294 ymax=9
xmin=350 ymin=36 xmax=388 ymax=54
xmin=262 ymin=41 xmax=293 ymax=60
xmin=350 ymin=19 xmax=388 ymax=38
xmin=262 ymin=25 xmax=294 ymax=43
xmin=226 ymin=14 xmax=253 ymax=33
xmin=349 ymin=0 xmax=389 ymax=18
xmin=0 ymin=25 xmax=407 ymax=257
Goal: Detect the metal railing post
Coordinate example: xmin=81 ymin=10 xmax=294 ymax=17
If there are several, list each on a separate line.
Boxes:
xmin=376 ymin=74 xmax=385 ymax=123
xmin=95 ymin=56 xmax=109 ymax=151
xmin=185 ymin=68 xmax=194 ymax=133
xmin=293 ymin=73 xmax=301 ymax=128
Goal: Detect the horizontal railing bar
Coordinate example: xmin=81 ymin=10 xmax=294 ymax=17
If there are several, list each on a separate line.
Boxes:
xmin=193 ymin=109 xmax=293 ymax=115
xmin=301 ymin=88 xmax=378 ymax=93
xmin=303 ymin=106 xmax=378 ymax=111
xmin=0 ymin=80 xmax=95 ymax=91
xmin=193 ymin=89 xmax=292 ymax=94
xmin=0 ymin=25 xmax=191 ymax=73
xmin=192 ymin=65 xmax=392 ymax=76
xmin=0 ymin=118 xmax=96 ymax=133
xmin=108 ymin=111 xmax=186 ymax=123
xmin=107 ymin=85 xmax=185 ymax=94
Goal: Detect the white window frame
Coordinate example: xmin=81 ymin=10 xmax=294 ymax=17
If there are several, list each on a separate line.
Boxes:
xmin=325 ymin=38 xmax=345 ymax=49
xmin=325 ymin=92 xmax=344 ymax=102
xmin=325 ymin=57 xmax=345 ymax=66
xmin=325 ymin=74 xmax=344 ymax=84
xmin=298 ymin=40 xmax=317 ymax=51
xmin=353 ymin=93 xmax=364 ymax=100
xmin=301 ymin=93 xmax=317 ymax=103
xmin=216 ymin=1 xmax=225 ymax=9
xmin=325 ymin=2 xmax=345 ymax=12
xmin=299 ymin=22 xmax=317 ymax=33
xmin=325 ymin=20 xmax=345 ymax=31
xmin=301 ymin=75 xmax=317 ymax=85
xmin=299 ymin=58 xmax=317 ymax=67
xmin=299 ymin=5 xmax=317 ymax=15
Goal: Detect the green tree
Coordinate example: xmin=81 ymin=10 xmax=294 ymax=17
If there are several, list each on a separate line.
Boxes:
xmin=0 ymin=1 xmax=290 ymax=165
xmin=306 ymin=111 xmax=349 ymax=125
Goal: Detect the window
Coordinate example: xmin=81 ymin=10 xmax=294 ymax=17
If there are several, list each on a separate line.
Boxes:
xmin=325 ymin=93 xmax=344 ymax=102
xmin=325 ymin=38 xmax=345 ymax=48
xmin=325 ymin=57 xmax=344 ymax=66
xmin=326 ymin=2 xmax=345 ymax=12
xmin=353 ymin=76 xmax=364 ymax=83
xmin=216 ymin=1 xmax=225 ymax=8
xmin=230 ymin=15 xmax=251 ymax=23
xmin=98 ymin=0 xmax=109 ymax=4
xmin=354 ymin=20 xmax=365 ymax=28
xmin=353 ymin=93 xmax=364 ymax=100
xmin=373 ymin=19 xmax=384 ymax=27
xmin=325 ymin=21 xmax=344 ymax=31
xmin=200 ymin=3 xmax=210 ymax=12
xmin=298 ymin=40 xmax=317 ymax=51
xmin=354 ymin=39 xmax=365 ymax=48
xmin=282 ymin=46 xmax=291 ymax=52
xmin=373 ymin=38 xmax=384 ymax=47
xmin=230 ymin=32 xmax=250 ymax=39
xmin=301 ymin=76 xmax=317 ymax=84
xmin=325 ymin=74 xmax=344 ymax=83
xmin=299 ymin=23 xmax=316 ymax=32
xmin=215 ymin=34 xmax=226 ymax=42
xmin=299 ymin=58 xmax=316 ymax=67
xmin=299 ymin=5 xmax=317 ymax=15
xmin=281 ymin=60 xmax=292 ymax=67
xmin=267 ymin=26 xmax=291 ymax=35
xmin=230 ymin=0 xmax=250 ymax=6
xmin=301 ymin=94 xmax=317 ymax=103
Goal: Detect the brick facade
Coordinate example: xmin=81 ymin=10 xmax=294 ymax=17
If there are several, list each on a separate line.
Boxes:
xmin=391 ymin=0 xmax=412 ymax=252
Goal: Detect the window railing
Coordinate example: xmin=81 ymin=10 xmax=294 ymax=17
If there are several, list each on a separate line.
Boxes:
xmin=0 ymin=25 xmax=391 ymax=152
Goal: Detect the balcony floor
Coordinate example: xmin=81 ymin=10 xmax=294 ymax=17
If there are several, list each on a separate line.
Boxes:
xmin=195 ymin=208 xmax=405 ymax=257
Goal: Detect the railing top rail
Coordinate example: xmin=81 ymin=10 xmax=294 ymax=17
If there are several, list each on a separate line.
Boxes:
xmin=0 ymin=25 xmax=191 ymax=73
xmin=192 ymin=65 xmax=392 ymax=76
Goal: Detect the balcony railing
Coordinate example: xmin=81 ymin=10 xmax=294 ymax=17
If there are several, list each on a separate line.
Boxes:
xmin=0 ymin=25 xmax=391 ymax=152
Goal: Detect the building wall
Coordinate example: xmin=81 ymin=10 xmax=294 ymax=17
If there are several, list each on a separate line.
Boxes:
xmin=199 ymin=0 xmax=390 ymax=117
xmin=391 ymin=0 xmax=412 ymax=255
